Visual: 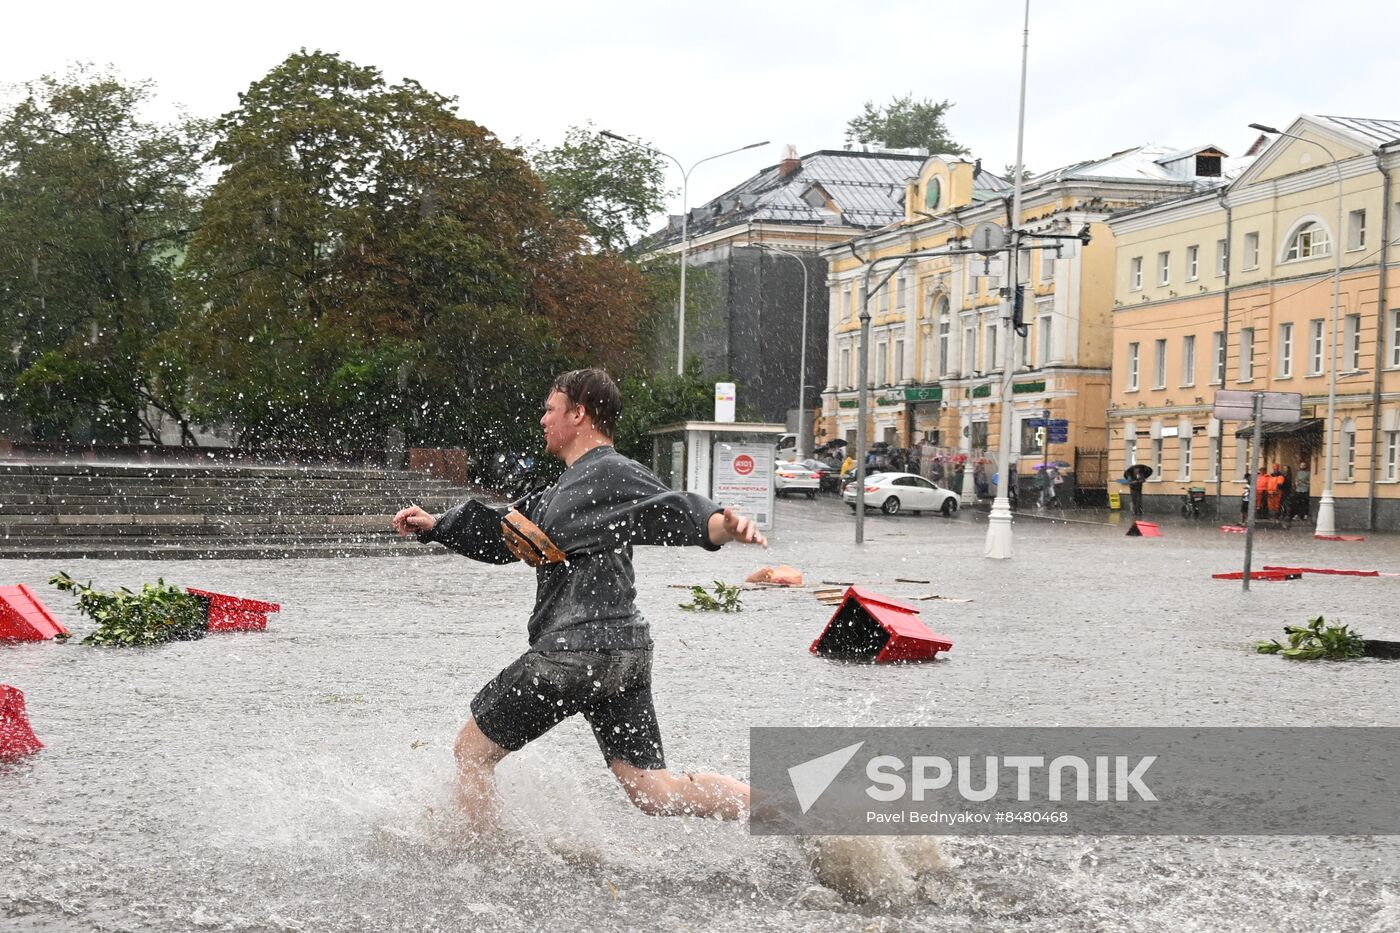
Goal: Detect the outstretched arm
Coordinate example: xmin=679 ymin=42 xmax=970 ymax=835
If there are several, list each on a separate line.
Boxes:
xmin=706 ymin=507 xmax=768 ymax=548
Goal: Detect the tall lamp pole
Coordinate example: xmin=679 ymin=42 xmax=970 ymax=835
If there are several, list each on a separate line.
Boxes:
xmin=601 ymin=132 xmax=769 ymax=374
xmin=985 ymin=0 xmax=1033 ymax=560
xmin=755 ymin=243 xmax=810 ymax=460
xmin=1248 ymin=123 xmax=1344 ymax=536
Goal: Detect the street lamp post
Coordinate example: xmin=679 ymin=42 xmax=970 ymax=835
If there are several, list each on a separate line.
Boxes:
xmin=755 ymin=243 xmax=810 ymax=460
xmin=601 ymin=132 xmax=769 ymax=375
xmin=985 ymin=0 xmax=1033 ymax=560
xmin=1248 ymin=123 xmax=1344 ymax=536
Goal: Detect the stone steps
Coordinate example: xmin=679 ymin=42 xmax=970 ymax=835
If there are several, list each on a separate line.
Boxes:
xmin=0 ymin=461 xmax=486 ymax=559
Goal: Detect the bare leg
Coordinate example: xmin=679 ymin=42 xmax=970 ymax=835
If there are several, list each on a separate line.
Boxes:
xmin=609 ymin=760 xmax=750 ymax=819
xmin=454 ymin=717 xmax=511 ymax=832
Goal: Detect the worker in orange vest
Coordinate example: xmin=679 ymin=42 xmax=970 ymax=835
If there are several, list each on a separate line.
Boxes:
xmin=1255 ymin=467 xmax=1272 ymax=519
xmin=1267 ymin=464 xmax=1285 ymax=517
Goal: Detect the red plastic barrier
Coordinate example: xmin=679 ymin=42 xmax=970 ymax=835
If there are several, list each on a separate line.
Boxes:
xmin=0 ymin=685 xmax=43 ymax=759
xmin=186 ymin=588 xmax=280 ymax=632
xmin=1261 ymin=565 xmax=1380 ymax=577
xmin=810 ymin=587 xmax=952 ymax=663
xmin=1211 ymin=570 xmax=1301 ymax=581
xmin=0 ymin=584 xmax=69 ymax=641
xmin=1126 ymin=521 xmax=1162 ymax=537
xmin=1316 ymin=534 xmax=1367 ymax=542
xmin=1220 ymin=525 xmax=1247 ymax=534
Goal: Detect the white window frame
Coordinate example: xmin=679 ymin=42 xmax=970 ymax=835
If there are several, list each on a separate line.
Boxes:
xmin=962 ymin=320 xmax=976 ymax=375
xmin=1348 ymin=209 xmax=1367 ymax=252
xmin=937 ymin=314 xmax=951 ymax=377
xmin=1186 ymin=245 xmax=1199 ymax=282
xmin=1216 ymin=239 xmax=1228 ymax=277
xmin=1040 ymin=248 xmax=1055 ymax=282
xmin=1309 ymin=318 xmax=1325 ymax=375
xmin=894 ymin=338 xmax=905 ymax=383
xmin=1179 ymin=434 xmax=1192 ymax=482
xmin=1038 ymin=313 xmax=1053 ymax=366
xmin=1151 ymin=438 xmax=1163 ymax=481
xmin=1124 ymin=437 xmax=1137 ymax=467
xmin=1208 ymin=432 xmax=1220 ymax=482
xmin=1284 ymin=221 xmax=1332 ymax=262
xmin=1127 ymin=342 xmax=1140 ymax=391
xmin=1385 ymin=430 xmax=1399 ymax=482
xmin=1239 ymin=327 xmax=1255 ymax=382
xmin=1181 ymin=334 xmax=1196 ymax=387
xmin=985 ymin=321 xmax=998 ymax=371
xmin=840 ymin=346 xmax=851 ymax=389
xmin=1278 ymin=322 xmax=1293 ymax=377
xmin=895 ymin=277 xmax=908 ymax=311
xmin=1130 ymin=256 xmax=1143 ymax=291
xmin=1344 ymin=313 xmax=1362 ymax=371
xmin=1153 ymin=338 xmax=1167 ymax=389
xmin=1211 ymin=331 xmax=1225 ymax=384
xmin=1343 ymin=421 xmax=1357 ymax=482
xmin=1391 ymin=309 xmax=1400 ymax=369
xmin=1243 ymin=232 xmax=1260 ymax=271
xmin=877 ymin=339 xmax=889 ymax=385
xmin=1157 ymin=251 xmax=1170 ymax=286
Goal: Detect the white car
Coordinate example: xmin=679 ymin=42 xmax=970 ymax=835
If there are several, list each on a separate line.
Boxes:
xmin=774 ymin=460 xmax=820 ymax=499
xmin=842 ymin=472 xmax=959 ymax=516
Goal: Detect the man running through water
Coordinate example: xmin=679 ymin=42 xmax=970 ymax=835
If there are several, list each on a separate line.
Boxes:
xmin=393 ymin=368 xmax=767 ymax=831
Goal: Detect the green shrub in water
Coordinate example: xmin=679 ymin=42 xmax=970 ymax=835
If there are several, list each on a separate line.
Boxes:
xmin=680 ymin=581 xmax=743 ymax=612
xmin=50 ymin=572 xmax=206 ymax=646
xmin=1256 ymin=615 xmax=1365 ymax=661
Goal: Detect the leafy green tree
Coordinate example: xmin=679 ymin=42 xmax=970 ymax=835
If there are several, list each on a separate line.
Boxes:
xmin=1001 ymin=164 xmax=1034 ymax=183
xmin=180 ymin=49 xmax=624 ymax=455
xmin=614 ymin=360 xmax=721 ymax=462
xmin=0 ymin=68 xmax=206 ymax=442
xmin=529 ymin=123 xmax=670 ymax=254
xmin=845 ymin=93 xmax=967 ymax=155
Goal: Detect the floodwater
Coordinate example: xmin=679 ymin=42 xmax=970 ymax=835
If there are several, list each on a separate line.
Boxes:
xmin=4 ymin=499 xmax=1399 ymax=931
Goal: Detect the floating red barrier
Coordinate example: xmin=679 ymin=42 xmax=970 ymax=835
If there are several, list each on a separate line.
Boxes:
xmin=1220 ymin=525 xmax=1247 ymax=534
xmin=810 ymin=587 xmax=952 ymax=663
xmin=0 ymin=685 xmax=43 ymax=759
xmin=1262 ymin=566 xmax=1380 ymax=577
xmin=1316 ymin=534 xmax=1367 ymax=542
xmin=1211 ymin=570 xmax=1302 ymax=581
xmin=185 ymin=588 xmax=280 ymax=632
xmin=1126 ymin=521 xmax=1162 ymax=537
xmin=0 ymin=584 xmax=68 ymax=641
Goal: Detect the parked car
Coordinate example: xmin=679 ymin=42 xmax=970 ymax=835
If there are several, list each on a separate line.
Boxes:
xmin=774 ymin=460 xmax=820 ymax=498
xmin=842 ymin=471 xmax=959 ymax=516
xmin=801 ymin=458 xmax=842 ymax=493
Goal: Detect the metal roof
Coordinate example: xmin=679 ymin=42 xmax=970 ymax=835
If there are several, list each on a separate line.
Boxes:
xmin=646 ymin=149 xmax=926 ymax=245
xmin=1313 ymin=115 xmax=1400 ymax=148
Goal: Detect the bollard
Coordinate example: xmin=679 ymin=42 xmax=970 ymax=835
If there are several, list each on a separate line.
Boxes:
xmin=810 ymin=587 xmax=952 ymax=663
xmin=0 ymin=685 xmax=43 ymax=759
xmin=185 ymin=588 xmax=280 ymax=632
xmin=0 ymin=584 xmax=69 ymax=641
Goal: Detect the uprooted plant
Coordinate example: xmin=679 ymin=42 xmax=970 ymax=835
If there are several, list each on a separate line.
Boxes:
xmin=1256 ymin=615 xmax=1366 ymax=661
xmin=50 ymin=572 xmax=207 ymax=647
xmin=680 ymin=581 xmax=744 ymax=613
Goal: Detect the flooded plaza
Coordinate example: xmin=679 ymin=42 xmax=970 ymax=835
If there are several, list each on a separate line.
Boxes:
xmin=3 ymin=499 xmax=1399 ymax=931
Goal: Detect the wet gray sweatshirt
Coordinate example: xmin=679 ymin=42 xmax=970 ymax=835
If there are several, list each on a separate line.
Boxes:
xmin=421 ymin=445 xmax=724 ymax=650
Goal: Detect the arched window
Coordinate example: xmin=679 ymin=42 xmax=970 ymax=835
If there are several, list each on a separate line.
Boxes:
xmin=1284 ymin=220 xmax=1331 ymax=261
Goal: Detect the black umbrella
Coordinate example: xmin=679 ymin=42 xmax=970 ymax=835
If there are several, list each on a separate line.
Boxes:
xmin=1123 ymin=464 xmax=1153 ymax=482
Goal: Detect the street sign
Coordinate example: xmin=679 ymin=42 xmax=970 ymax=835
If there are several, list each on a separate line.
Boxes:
xmin=1025 ymin=418 xmax=1046 ymax=428
xmin=1048 ymin=419 xmax=1069 ymax=429
xmin=970 ymin=221 xmax=1006 ymax=255
xmin=1047 ymin=431 xmax=1069 ymax=444
xmin=970 ymin=257 xmax=1004 ymax=279
xmin=1213 ymin=390 xmax=1302 ymax=423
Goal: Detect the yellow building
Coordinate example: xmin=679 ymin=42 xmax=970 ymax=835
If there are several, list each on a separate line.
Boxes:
xmin=821 ymin=146 xmax=1223 ymax=501
xmin=1107 ymin=115 xmax=1400 ymax=529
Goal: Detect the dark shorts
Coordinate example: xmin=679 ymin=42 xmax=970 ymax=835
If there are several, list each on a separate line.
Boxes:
xmin=470 ymin=647 xmax=665 ymax=770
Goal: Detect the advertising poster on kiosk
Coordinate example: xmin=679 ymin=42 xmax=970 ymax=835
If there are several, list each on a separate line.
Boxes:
xmin=712 ymin=443 xmax=775 ymax=530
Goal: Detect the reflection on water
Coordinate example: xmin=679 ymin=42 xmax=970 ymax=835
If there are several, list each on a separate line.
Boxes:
xmin=4 ymin=507 xmax=1400 ymax=930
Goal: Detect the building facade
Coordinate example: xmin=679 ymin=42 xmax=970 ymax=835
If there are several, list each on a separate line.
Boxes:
xmin=645 ymin=147 xmax=926 ymax=427
xmin=821 ymin=146 xmax=1225 ymax=500
xmin=1107 ymin=115 xmax=1400 ymax=529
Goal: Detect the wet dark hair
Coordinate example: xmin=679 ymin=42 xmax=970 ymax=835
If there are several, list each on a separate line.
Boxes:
xmin=550 ymin=368 xmax=622 ymax=437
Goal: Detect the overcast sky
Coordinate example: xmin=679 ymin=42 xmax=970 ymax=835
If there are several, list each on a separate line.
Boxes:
xmin=7 ymin=0 xmax=1398 ymax=222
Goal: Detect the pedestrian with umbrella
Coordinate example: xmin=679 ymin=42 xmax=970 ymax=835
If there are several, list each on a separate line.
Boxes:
xmin=1123 ymin=463 xmax=1152 ymax=516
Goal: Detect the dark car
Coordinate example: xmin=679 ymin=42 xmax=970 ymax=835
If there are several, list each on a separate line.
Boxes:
xmin=801 ymin=458 xmax=843 ymax=492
